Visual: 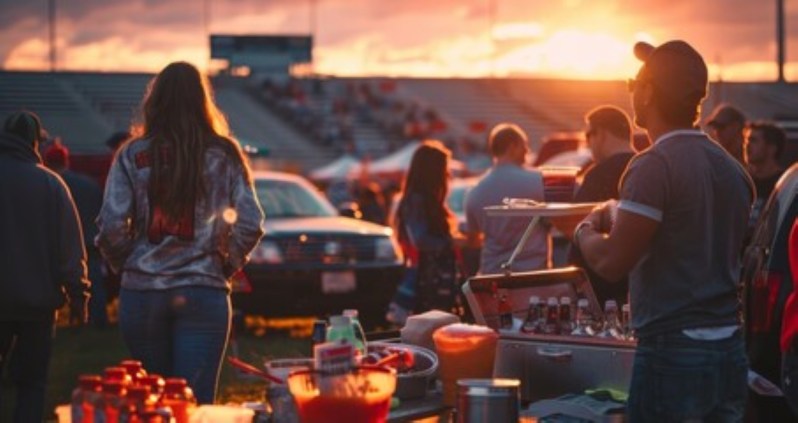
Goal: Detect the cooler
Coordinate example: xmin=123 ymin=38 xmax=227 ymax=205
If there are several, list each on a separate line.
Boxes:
xmin=462 ymin=267 xmax=636 ymax=404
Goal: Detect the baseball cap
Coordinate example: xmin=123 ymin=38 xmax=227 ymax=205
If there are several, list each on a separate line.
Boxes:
xmin=631 ymin=40 xmax=708 ymax=106
xmin=43 ymin=139 xmax=70 ymax=169
xmin=706 ymin=104 xmax=746 ymax=128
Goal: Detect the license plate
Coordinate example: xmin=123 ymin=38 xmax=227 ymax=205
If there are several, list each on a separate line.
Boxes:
xmin=321 ymin=271 xmax=356 ymax=294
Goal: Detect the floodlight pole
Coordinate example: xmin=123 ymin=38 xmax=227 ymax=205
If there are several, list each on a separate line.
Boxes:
xmin=48 ymin=0 xmax=56 ymax=72
xmin=777 ymin=0 xmax=785 ymax=83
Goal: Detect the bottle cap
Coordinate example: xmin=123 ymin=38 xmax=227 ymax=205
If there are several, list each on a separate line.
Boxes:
xmin=577 ymin=298 xmax=589 ymax=307
xmin=127 ymin=385 xmax=151 ymax=401
xmin=78 ymin=375 xmax=102 ymax=390
xmin=102 ymin=380 xmax=125 ymax=395
xmin=560 ymin=297 xmax=571 ymax=305
xmin=605 ymin=300 xmax=618 ymax=309
xmin=329 ymin=315 xmax=352 ymax=327
xmin=547 ymin=297 xmax=559 ymax=306
xmin=342 ymin=309 xmax=359 ymax=318
xmin=528 ymin=296 xmax=540 ymax=304
xmin=140 ymin=375 xmax=165 ymax=392
xmin=622 ymin=303 xmax=631 ymax=311
xmin=104 ymin=367 xmax=128 ymax=380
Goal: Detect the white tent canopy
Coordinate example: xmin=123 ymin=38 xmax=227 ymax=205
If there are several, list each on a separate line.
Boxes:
xmin=309 ymin=155 xmax=362 ymax=181
xmin=351 ymin=142 xmax=465 ymax=177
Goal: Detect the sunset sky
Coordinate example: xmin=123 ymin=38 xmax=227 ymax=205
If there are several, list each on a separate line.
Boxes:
xmin=1 ymin=0 xmax=796 ymax=81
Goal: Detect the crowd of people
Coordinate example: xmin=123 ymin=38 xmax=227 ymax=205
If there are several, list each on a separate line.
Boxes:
xmin=0 ymin=36 xmax=796 ymax=423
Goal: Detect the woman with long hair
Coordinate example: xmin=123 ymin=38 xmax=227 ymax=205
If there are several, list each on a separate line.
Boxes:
xmin=387 ymin=140 xmax=460 ymax=324
xmin=96 ymin=62 xmax=264 ymax=403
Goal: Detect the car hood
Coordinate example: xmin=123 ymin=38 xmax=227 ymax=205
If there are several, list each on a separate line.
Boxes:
xmin=264 ymin=216 xmax=393 ymax=237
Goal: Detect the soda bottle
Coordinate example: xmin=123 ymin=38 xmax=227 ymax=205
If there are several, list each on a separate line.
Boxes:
xmin=119 ymin=360 xmax=147 ymax=384
xmin=160 ymin=378 xmax=197 ymax=423
xmin=597 ymin=300 xmax=622 ymax=339
xmin=521 ymin=296 xmax=541 ymax=334
xmin=544 ymin=297 xmax=560 ymax=334
xmin=571 ymin=298 xmax=595 ymax=336
xmin=101 ymin=380 xmax=127 ymax=423
xmin=559 ymin=297 xmax=573 ymax=335
xmin=498 ymin=294 xmax=513 ymax=330
xmin=138 ymin=375 xmax=165 ymax=398
xmin=621 ymin=303 xmax=634 ymax=340
xmin=72 ymin=375 xmax=102 ymax=423
xmin=342 ymin=309 xmax=368 ymax=357
xmin=104 ymin=367 xmax=133 ymax=387
xmin=119 ymin=385 xmax=158 ymax=423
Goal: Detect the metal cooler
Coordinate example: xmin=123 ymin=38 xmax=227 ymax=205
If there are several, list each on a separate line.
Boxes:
xmin=462 ymin=267 xmax=635 ymax=404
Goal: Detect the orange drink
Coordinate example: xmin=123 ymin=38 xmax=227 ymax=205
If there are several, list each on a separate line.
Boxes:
xmin=432 ymin=323 xmax=499 ymax=406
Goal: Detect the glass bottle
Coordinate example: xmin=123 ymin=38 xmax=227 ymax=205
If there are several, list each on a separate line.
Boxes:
xmin=621 ymin=303 xmax=634 ymax=340
xmin=498 ymin=294 xmax=514 ymax=330
xmin=559 ymin=297 xmax=573 ymax=335
xmin=571 ymin=298 xmax=595 ymax=337
xmin=521 ymin=296 xmax=542 ymax=334
xmin=72 ymin=375 xmax=102 ymax=423
xmin=597 ymin=300 xmax=622 ymax=339
xmin=544 ymin=297 xmax=560 ymax=335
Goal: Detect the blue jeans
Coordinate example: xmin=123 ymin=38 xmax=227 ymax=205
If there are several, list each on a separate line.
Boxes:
xmin=627 ymin=330 xmax=747 ymax=422
xmin=0 ymin=317 xmax=55 ymax=423
xmin=119 ymin=286 xmax=230 ymax=404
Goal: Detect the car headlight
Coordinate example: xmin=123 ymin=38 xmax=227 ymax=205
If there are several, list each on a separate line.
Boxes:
xmin=250 ymin=240 xmax=283 ymax=264
xmin=375 ymin=237 xmax=402 ymax=262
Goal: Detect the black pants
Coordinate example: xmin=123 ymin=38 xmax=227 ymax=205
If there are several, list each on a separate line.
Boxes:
xmin=0 ymin=317 xmax=55 ymax=423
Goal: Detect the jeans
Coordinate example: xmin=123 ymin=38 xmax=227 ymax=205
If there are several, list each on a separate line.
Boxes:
xmin=118 ymin=286 xmax=230 ymax=404
xmin=627 ymin=330 xmax=747 ymax=423
xmin=0 ymin=317 xmax=55 ymax=423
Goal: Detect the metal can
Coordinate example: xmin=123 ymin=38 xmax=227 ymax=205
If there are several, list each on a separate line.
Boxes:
xmin=456 ymin=379 xmax=520 ymax=423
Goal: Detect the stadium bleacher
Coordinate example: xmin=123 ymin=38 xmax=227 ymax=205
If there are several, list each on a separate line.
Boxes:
xmin=2 ymin=70 xmax=797 ymax=172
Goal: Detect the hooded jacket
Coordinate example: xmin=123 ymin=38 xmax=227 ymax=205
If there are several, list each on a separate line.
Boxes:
xmin=96 ymin=137 xmax=265 ymax=291
xmin=0 ymin=132 xmax=90 ymax=320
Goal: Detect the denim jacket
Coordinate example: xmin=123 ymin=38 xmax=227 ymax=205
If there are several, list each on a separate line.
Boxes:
xmin=96 ymin=138 xmax=265 ymax=291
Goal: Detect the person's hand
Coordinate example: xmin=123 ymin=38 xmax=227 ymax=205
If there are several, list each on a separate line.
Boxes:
xmin=583 ymin=200 xmax=618 ymax=233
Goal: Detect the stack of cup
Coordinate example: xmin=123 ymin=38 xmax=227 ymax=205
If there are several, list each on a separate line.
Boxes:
xmin=432 ymin=323 xmax=499 ymax=407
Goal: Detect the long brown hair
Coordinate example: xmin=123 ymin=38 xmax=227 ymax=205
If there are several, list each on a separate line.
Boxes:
xmin=394 ymin=140 xmax=456 ymax=242
xmin=139 ymin=61 xmax=249 ymax=220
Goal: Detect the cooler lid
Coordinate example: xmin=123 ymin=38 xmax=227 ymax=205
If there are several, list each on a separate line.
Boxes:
xmin=462 ymin=266 xmax=603 ymax=331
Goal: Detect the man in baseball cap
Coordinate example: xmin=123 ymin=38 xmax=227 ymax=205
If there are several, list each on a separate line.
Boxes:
xmin=572 ymin=40 xmax=754 ymax=421
xmin=706 ymin=104 xmax=747 ymax=164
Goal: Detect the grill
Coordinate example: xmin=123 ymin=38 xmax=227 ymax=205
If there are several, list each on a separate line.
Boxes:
xmin=274 ymin=235 xmax=377 ymax=263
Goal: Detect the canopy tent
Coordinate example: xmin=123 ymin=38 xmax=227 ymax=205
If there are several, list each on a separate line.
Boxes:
xmin=354 ymin=142 xmax=465 ymax=177
xmin=309 ymin=155 xmax=362 ymax=181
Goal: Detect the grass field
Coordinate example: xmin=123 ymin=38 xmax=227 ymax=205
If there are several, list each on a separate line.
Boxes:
xmin=1 ymin=322 xmax=310 ymax=422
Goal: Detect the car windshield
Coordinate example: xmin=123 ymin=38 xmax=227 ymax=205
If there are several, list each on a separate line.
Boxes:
xmin=256 ymin=178 xmax=337 ymax=218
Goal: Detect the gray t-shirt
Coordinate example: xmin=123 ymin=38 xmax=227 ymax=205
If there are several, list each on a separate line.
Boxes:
xmin=465 ymin=164 xmax=550 ymax=274
xmin=617 ymin=130 xmax=754 ymax=338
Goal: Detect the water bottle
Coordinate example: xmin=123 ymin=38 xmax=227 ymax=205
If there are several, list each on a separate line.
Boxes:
xmin=71 ymin=375 xmax=102 ymax=423
xmin=160 ymin=378 xmax=196 ymax=423
xmin=342 ymin=309 xmax=368 ymax=357
xmin=571 ymin=298 xmax=595 ymax=337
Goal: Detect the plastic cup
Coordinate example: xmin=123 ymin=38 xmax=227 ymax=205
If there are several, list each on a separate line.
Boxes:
xmin=287 ymin=366 xmax=397 ymax=423
xmin=540 ymin=166 xmax=580 ymax=202
xmin=432 ymin=323 xmax=499 ymax=406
